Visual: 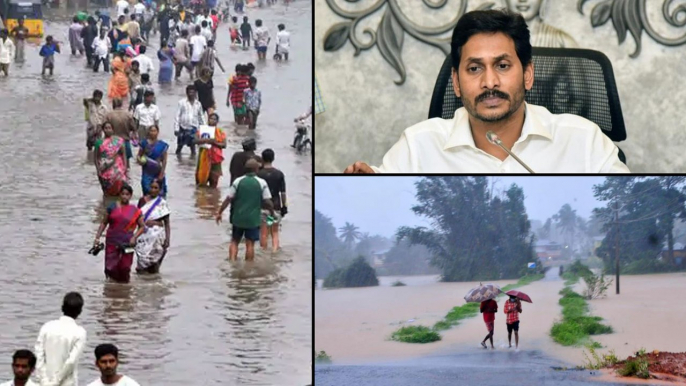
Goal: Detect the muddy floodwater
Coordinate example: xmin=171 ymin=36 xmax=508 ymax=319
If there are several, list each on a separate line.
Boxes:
xmin=0 ymin=2 xmax=312 ymax=385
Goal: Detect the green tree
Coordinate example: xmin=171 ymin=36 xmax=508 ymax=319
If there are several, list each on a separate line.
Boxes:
xmin=379 ymin=238 xmax=438 ymax=276
xmin=315 ymin=210 xmax=353 ymax=278
xmin=323 ymin=256 xmax=379 ymax=288
xmin=396 ymin=177 xmax=534 ymax=282
xmin=339 ymin=222 xmax=362 ymax=249
xmin=553 ymin=204 xmax=578 ymax=256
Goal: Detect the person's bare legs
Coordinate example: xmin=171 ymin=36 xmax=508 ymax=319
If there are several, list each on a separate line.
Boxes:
xmin=489 ymin=333 xmax=494 ymax=349
xmin=481 ymin=330 xmax=493 ymax=349
xmin=270 ymin=223 xmax=279 ymax=253
xmin=508 ymin=331 xmax=512 ymax=348
xmin=245 ymin=239 xmax=255 ymax=260
xmin=515 ymin=331 xmax=519 ymax=349
xmin=260 ymin=223 xmax=269 ymax=249
xmin=229 ymin=239 xmax=239 ymax=261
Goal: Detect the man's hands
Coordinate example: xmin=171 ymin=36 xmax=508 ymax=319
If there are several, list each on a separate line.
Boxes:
xmin=343 ymin=162 xmax=375 ymax=174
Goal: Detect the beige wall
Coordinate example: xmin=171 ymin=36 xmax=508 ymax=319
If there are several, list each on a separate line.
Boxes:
xmin=315 ymin=0 xmax=686 ymax=173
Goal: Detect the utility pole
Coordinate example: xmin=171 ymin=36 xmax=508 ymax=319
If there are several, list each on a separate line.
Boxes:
xmin=614 ymin=202 xmax=619 ymax=295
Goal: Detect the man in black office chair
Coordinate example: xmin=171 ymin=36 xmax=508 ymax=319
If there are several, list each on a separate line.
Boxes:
xmin=343 ymin=9 xmax=629 ymax=174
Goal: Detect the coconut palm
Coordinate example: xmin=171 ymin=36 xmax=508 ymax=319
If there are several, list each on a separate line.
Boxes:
xmin=339 ymin=222 xmax=362 ymax=249
xmin=553 ymin=204 xmax=578 ymax=253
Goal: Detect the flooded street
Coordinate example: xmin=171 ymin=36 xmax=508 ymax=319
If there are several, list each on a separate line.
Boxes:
xmin=0 ymin=2 xmax=312 ymax=385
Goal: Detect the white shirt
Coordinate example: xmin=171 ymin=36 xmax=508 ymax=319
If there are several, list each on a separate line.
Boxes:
xmin=371 ymin=103 xmax=630 ymax=173
xmin=0 ymin=37 xmax=15 ymax=64
xmin=92 ymin=36 xmax=111 ymax=57
xmin=189 ymin=34 xmax=206 ymax=62
xmin=196 ymin=15 xmax=213 ymax=29
xmin=254 ymin=26 xmax=269 ymax=47
xmin=201 ymin=27 xmax=213 ymax=43
xmin=133 ymin=2 xmax=145 ymax=15
xmin=116 ymin=0 xmax=129 ymax=17
xmin=133 ymin=54 xmax=154 ymax=74
xmin=35 ymin=316 xmax=87 ymax=386
xmin=174 ymin=98 xmax=206 ymax=132
xmin=276 ymin=30 xmax=290 ymax=53
xmin=0 ymin=380 xmax=39 ymax=386
xmin=86 ymin=375 xmax=140 ymax=386
xmin=134 ymin=103 xmax=161 ymax=126
xmin=228 ymin=175 xmax=272 ymax=200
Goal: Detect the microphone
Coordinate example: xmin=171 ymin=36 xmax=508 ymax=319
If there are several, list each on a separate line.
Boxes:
xmin=485 ymin=131 xmax=535 ymax=174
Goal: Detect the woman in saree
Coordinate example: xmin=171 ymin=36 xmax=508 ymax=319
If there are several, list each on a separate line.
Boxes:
xmin=95 ymin=121 xmax=128 ymax=197
xmin=135 ymin=179 xmax=171 ymax=274
xmin=194 ymin=112 xmax=227 ymax=188
xmin=157 ymin=40 xmax=175 ymax=84
xmin=136 ymin=125 xmax=168 ymax=197
xmin=93 ymin=183 xmax=146 ymax=283
xmin=108 ymin=49 xmax=131 ymax=101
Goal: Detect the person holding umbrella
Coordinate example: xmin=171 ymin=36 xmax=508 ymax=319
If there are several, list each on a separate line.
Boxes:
xmin=480 ymin=298 xmax=497 ymax=349
xmin=504 ymin=295 xmax=522 ymax=349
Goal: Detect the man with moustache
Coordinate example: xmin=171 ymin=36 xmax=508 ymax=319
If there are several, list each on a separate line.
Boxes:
xmin=86 ymin=344 xmax=140 ymax=386
xmin=344 ymin=9 xmax=629 ymax=174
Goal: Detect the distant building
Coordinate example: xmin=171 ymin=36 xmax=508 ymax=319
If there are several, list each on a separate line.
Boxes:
xmin=658 ymin=242 xmax=686 ymax=265
xmin=534 ymin=240 xmax=563 ymax=261
xmin=371 ymin=249 xmax=391 ymax=267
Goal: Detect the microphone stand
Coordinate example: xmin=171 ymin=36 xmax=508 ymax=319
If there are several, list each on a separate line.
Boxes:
xmin=486 ymin=131 xmax=535 ymax=174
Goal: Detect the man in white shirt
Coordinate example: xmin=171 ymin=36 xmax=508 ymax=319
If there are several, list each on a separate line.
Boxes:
xmin=133 ymin=1 xmax=145 ymax=17
xmin=86 ymin=344 xmax=140 ymax=386
xmin=174 ymin=84 xmax=206 ymax=155
xmin=344 ymin=9 xmax=630 ymax=174
xmin=275 ymin=23 xmax=290 ymax=61
xmin=0 ymin=28 xmax=16 ymax=76
xmin=0 ymin=350 xmax=38 ymax=386
xmin=133 ymin=90 xmax=161 ymax=140
xmin=132 ymin=44 xmax=153 ymax=74
xmin=189 ymin=25 xmax=207 ymax=71
xmin=92 ymin=28 xmax=111 ymax=72
xmin=253 ymin=19 xmax=270 ymax=60
xmin=195 ymin=9 xmax=213 ymax=29
xmin=200 ymin=20 xmax=213 ymax=43
xmin=34 ymin=292 xmax=87 ymax=386
xmin=116 ymin=0 xmax=129 ymax=18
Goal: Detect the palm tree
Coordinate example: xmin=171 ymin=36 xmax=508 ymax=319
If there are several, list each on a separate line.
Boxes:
xmin=339 ymin=222 xmax=362 ymax=249
xmin=553 ymin=204 xmax=578 ymax=253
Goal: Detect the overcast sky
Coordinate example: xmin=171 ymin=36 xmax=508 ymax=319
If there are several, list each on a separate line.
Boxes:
xmin=315 ymin=176 xmax=608 ymax=238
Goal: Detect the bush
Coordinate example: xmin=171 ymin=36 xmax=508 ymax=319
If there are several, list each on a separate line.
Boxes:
xmin=315 ymin=351 xmax=332 ymax=364
xmin=322 ymin=256 xmax=379 ymax=288
xmin=583 ymin=345 xmax=618 ymax=369
xmin=622 ymin=259 xmax=672 ymax=275
xmin=568 ymin=260 xmax=593 ymax=278
xmin=582 ymin=273 xmax=613 ymax=300
xmin=618 ymin=358 xmax=649 ymax=379
xmin=391 ymin=326 xmax=441 ymax=344
xmin=391 ymin=281 xmax=406 ymax=287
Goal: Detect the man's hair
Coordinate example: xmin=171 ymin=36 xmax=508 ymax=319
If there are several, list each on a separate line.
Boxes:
xmin=61 ymin=292 xmax=84 ymax=319
xmin=13 ymin=350 xmax=36 ymax=369
xmin=261 ymin=148 xmax=274 ymax=163
xmin=131 ymin=60 xmax=139 ymax=67
xmin=93 ymin=89 xmax=103 ymax=98
xmin=278 ymin=23 xmax=285 ymax=31
xmin=130 ymin=14 xmax=136 ymax=20
xmin=181 ymin=29 xmax=189 ymax=37
xmin=255 ymin=19 xmax=262 ymax=27
xmin=450 ymin=9 xmax=531 ymax=72
xmin=141 ymin=73 xmax=150 ymax=82
xmin=201 ymin=20 xmax=208 ymax=27
xmin=242 ymin=138 xmax=256 ymax=151
xmin=139 ymin=45 xmax=147 ymax=54
xmin=249 ymin=76 xmax=257 ymax=85
xmin=94 ymin=344 xmax=119 ymax=361
xmin=243 ymin=16 xmax=248 ymax=22
xmin=195 ymin=25 xmax=201 ymax=34
xmin=186 ymin=84 xmax=196 ymax=93
xmin=143 ymin=90 xmax=155 ymax=98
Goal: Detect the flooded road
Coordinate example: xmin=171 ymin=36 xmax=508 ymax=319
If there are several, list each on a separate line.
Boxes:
xmin=0 ymin=2 xmax=312 ymax=385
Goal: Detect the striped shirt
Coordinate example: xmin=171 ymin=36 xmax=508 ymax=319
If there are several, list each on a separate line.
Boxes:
xmin=230 ymin=74 xmax=250 ymax=105
xmin=174 ymin=98 xmax=206 ymax=132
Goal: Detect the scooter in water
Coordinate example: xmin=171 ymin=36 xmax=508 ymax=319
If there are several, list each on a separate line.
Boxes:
xmin=292 ymin=120 xmax=311 ymax=154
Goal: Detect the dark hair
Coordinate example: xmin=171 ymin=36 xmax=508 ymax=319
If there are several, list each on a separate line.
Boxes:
xmin=73 ymin=16 xmax=79 ymax=23
xmin=186 ymin=84 xmax=196 ymax=93
xmin=255 ymin=19 xmax=262 ymax=27
xmin=88 ymin=16 xmax=97 ymax=25
xmin=209 ymin=112 xmax=219 ymax=121
xmin=242 ymin=138 xmax=256 ymax=151
xmin=139 ymin=45 xmax=147 ymax=54
xmin=450 ymin=9 xmax=531 ymax=72
xmin=94 ymin=344 xmax=119 ymax=361
xmin=207 ymin=39 xmax=214 ymax=47
xmin=61 ymin=292 xmax=84 ymax=319
xmin=232 ymin=16 xmax=238 ymax=22
xmin=181 ymin=29 xmax=189 ymax=37
xmin=201 ymin=20 xmax=208 ymax=27
xmin=234 ymin=63 xmax=242 ymax=72
xmin=130 ymin=14 xmax=136 ymax=20
xmin=261 ymin=148 xmax=274 ymax=163
xmin=13 ymin=350 xmax=37 ymax=369
xmin=121 ymin=183 xmax=133 ymax=195
xmin=195 ymin=25 xmax=201 ymax=34
xmin=141 ymin=73 xmax=150 ymax=82
xmin=144 ymin=90 xmax=155 ymax=98
xmin=93 ymin=89 xmax=103 ymax=98
xmin=278 ymin=23 xmax=285 ymax=31
xmin=247 ymin=63 xmax=255 ymax=70
xmin=131 ymin=60 xmax=139 ymax=67
xmin=249 ymin=76 xmax=257 ymax=84
xmin=211 ymin=9 xmax=217 ymax=15
xmin=112 ymin=98 xmax=123 ymax=108
xmin=243 ymin=16 xmax=248 ymax=22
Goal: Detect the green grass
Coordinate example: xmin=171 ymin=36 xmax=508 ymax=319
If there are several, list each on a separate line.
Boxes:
xmin=432 ymin=303 xmax=480 ymax=331
xmin=315 ymin=351 xmax=332 ymax=364
xmin=500 ymin=273 xmax=545 ymax=293
xmin=391 ymin=326 xmax=441 ymax=343
xmin=550 ymin=288 xmax=613 ymax=346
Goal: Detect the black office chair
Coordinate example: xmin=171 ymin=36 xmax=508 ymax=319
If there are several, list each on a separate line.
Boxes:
xmin=428 ymin=47 xmax=627 ymax=163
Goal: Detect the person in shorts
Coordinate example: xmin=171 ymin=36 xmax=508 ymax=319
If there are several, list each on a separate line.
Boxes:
xmin=39 ymin=35 xmax=60 ymax=76
xmin=504 ymin=295 xmax=522 ymax=349
xmin=253 ymin=19 xmax=270 ymax=60
xmin=480 ymin=298 xmax=497 ymax=349
xmin=216 ymin=158 xmax=275 ymax=261
xmin=257 ymin=149 xmax=286 ymax=253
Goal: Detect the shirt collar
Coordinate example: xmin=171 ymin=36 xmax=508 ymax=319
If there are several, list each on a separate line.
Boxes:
xmin=59 ymin=316 xmax=76 ymax=324
xmin=443 ymin=103 xmax=553 ymax=151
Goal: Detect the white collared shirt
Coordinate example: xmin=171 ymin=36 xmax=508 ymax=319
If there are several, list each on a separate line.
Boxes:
xmin=0 ymin=37 xmax=15 ymax=64
xmin=371 ymin=103 xmax=630 ymax=173
xmin=0 ymin=380 xmax=39 ymax=386
xmin=86 ymin=375 xmax=141 ymax=386
xmin=35 ymin=316 xmax=87 ymax=386
xmin=174 ymin=98 xmax=206 ymax=132
xmin=134 ymin=103 xmax=161 ymax=126
xmin=92 ymin=36 xmax=111 ymax=58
